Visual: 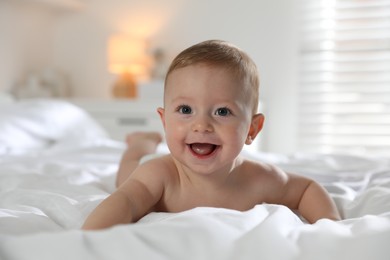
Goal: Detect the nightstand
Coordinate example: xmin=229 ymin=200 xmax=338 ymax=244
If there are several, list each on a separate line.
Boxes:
xmin=70 ymin=98 xmax=164 ymax=142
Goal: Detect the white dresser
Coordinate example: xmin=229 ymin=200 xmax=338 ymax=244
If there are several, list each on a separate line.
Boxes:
xmin=70 ymin=98 xmax=164 ymax=142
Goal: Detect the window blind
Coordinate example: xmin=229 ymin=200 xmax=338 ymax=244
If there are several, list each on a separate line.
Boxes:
xmin=298 ymin=0 xmax=390 ymax=156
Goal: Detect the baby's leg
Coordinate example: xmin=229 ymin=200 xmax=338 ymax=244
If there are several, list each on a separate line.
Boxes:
xmin=116 ymin=132 xmax=162 ymax=188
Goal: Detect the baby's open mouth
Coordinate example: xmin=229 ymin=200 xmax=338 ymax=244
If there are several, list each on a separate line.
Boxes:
xmin=189 ymin=143 xmax=218 ymax=156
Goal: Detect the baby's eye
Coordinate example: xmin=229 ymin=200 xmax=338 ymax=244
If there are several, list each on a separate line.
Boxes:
xmin=177 ymin=105 xmax=192 ymax=114
xmin=215 ymin=107 xmax=231 ymax=117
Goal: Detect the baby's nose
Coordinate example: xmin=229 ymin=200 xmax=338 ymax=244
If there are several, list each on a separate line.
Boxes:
xmin=191 ymin=115 xmax=214 ymax=133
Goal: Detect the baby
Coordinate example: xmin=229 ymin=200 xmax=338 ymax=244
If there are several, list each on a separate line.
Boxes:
xmin=82 ymin=40 xmax=340 ymax=230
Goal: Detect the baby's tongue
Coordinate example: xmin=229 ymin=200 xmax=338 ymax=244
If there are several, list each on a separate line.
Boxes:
xmin=190 ymin=143 xmax=215 ymax=155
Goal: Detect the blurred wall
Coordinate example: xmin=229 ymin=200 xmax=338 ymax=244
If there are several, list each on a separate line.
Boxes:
xmin=0 ymin=1 xmax=58 ymax=93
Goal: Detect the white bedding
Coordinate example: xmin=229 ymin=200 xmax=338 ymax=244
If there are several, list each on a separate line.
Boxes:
xmin=1 ymin=100 xmax=390 ymax=260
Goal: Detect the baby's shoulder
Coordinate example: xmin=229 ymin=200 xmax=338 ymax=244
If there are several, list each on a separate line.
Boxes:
xmin=137 ymin=154 xmax=178 ymax=181
xmin=240 ymin=158 xmax=289 ymax=182
xmin=241 ymin=157 xmax=282 ymax=172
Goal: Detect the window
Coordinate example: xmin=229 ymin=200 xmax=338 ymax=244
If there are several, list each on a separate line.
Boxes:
xmin=298 ymin=0 xmax=390 ymax=156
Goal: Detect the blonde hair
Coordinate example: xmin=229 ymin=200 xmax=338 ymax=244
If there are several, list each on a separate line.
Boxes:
xmin=165 ymin=40 xmax=260 ymax=114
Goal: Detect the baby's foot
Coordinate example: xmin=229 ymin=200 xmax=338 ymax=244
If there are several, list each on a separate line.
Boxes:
xmin=125 ymin=132 xmax=163 ymax=159
xmin=126 ymin=132 xmax=163 ymax=147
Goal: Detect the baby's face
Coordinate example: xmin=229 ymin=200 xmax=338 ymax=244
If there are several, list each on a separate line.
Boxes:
xmin=159 ymin=64 xmax=254 ymax=174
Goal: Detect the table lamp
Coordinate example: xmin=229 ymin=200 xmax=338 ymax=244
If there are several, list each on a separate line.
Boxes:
xmin=108 ymin=35 xmax=148 ymax=98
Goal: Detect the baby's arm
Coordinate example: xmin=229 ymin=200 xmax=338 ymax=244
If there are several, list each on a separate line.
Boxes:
xmin=284 ymin=173 xmax=341 ymax=223
xmin=297 ymin=179 xmax=341 ymax=223
xmin=82 ymin=161 xmax=165 ymax=230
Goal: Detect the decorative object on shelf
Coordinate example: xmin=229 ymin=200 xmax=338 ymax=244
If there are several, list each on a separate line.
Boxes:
xmin=11 ymin=68 xmax=70 ymax=99
xmin=108 ymin=35 xmax=149 ymax=99
xmin=150 ymin=48 xmax=169 ymax=80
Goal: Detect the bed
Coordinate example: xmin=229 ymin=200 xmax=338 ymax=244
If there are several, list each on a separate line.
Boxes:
xmin=0 ymin=99 xmax=389 ymax=260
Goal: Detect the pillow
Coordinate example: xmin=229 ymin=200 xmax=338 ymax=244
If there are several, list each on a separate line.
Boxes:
xmin=0 ymin=99 xmax=108 ymax=154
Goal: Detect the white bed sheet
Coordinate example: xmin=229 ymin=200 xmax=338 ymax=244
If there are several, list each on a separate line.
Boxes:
xmin=0 ymin=100 xmax=390 ymax=260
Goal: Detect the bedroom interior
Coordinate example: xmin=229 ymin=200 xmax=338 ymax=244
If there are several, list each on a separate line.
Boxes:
xmin=0 ymin=0 xmax=389 ymax=259
xmin=0 ymin=0 xmax=300 ymax=153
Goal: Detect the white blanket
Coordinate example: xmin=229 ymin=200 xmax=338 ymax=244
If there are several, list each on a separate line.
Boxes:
xmin=0 ymin=100 xmax=390 ymax=260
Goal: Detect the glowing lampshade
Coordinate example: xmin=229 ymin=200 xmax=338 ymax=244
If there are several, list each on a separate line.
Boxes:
xmin=108 ymin=35 xmax=148 ymax=98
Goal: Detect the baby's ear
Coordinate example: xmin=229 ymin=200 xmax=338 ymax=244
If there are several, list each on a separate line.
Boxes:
xmin=245 ymin=113 xmax=265 ymax=145
xmin=157 ymin=107 xmax=166 ymax=128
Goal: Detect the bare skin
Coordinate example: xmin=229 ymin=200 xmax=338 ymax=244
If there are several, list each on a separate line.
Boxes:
xmin=116 ymin=132 xmax=163 ymax=187
xmin=83 ymin=132 xmax=340 ymax=230
xmin=82 ymin=45 xmax=341 ymax=230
